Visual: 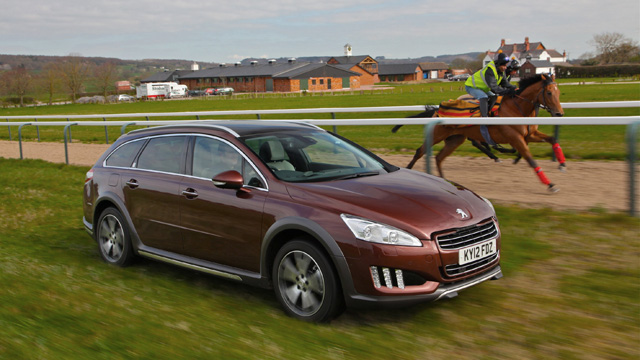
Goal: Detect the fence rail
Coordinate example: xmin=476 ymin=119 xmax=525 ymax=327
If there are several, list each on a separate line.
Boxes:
xmin=2 ymin=101 xmax=639 ymax=215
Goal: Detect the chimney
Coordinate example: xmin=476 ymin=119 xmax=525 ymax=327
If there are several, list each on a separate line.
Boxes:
xmin=500 ymin=39 xmax=505 ymax=47
xmin=344 ymin=43 xmax=352 ymax=57
xmin=525 ymin=37 xmax=530 ymax=51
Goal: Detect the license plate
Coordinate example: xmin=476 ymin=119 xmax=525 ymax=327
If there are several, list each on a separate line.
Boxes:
xmin=458 ymin=239 xmax=497 ymax=265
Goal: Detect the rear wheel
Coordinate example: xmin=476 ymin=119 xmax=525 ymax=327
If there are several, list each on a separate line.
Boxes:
xmin=272 ymin=240 xmax=344 ymax=322
xmin=96 ymin=207 xmax=135 ymax=267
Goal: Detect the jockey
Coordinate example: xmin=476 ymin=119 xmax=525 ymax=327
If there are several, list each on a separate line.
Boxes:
xmin=505 ymin=59 xmax=520 ymax=81
xmin=465 ymin=52 xmax=517 ymax=117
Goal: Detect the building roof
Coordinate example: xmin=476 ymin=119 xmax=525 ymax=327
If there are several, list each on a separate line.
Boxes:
xmin=141 ymin=70 xmax=193 ymax=83
xmin=178 ymin=61 xmax=360 ymax=80
xmin=419 ymin=62 xmax=448 ymax=70
xmin=328 ymin=55 xmax=372 ymax=64
xmin=524 ymin=60 xmax=555 ymax=68
xmin=180 ymin=61 xmax=308 ymax=79
xmin=274 ymin=63 xmax=360 ymax=79
xmin=378 ymin=63 xmax=420 ymax=76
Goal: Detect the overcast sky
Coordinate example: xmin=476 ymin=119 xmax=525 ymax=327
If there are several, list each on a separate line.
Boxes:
xmin=1 ymin=0 xmax=638 ymax=62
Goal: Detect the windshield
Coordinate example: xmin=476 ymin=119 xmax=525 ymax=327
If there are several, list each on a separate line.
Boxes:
xmin=242 ymin=130 xmax=393 ymax=183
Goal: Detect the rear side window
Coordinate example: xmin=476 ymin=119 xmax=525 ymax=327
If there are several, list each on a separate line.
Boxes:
xmin=105 ymin=140 xmax=145 ymax=168
xmin=137 ymin=136 xmax=187 ymax=174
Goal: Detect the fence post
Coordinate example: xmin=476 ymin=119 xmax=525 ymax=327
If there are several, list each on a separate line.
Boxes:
xmin=6 ymin=119 xmax=11 ymax=141
xmin=424 ymin=119 xmax=443 ymax=175
xmin=67 ymin=118 xmax=72 ymax=142
xmin=626 ymin=120 xmax=640 ymax=216
xmin=103 ymin=117 xmax=109 ymax=144
xmin=35 ymin=118 xmax=40 ymax=142
xmin=63 ymin=123 xmax=78 ymax=165
xmin=552 ymin=125 xmax=561 ymax=161
xmin=331 ymin=113 xmax=337 ymax=134
xmin=121 ymin=122 xmax=137 ymax=135
xmin=18 ymin=123 xmax=32 ymax=160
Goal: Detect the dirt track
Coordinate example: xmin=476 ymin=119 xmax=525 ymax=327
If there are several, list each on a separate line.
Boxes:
xmin=1 ymin=140 xmax=637 ymax=213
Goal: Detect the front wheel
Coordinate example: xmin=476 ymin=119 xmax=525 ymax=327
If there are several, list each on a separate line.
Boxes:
xmin=96 ymin=207 xmax=135 ymax=267
xmin=272 ymin=240 xmax=344 ymax=322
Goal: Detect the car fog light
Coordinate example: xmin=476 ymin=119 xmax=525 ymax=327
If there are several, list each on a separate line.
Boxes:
xmin=395 ymin=269 xmax=405 ymax=289
xmin=370 ymin=266 xmax=381 ymax=288
xmin=382 ymin=268 xmax=393 ymax=289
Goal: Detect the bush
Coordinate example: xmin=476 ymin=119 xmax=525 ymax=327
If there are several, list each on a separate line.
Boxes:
xmin=556 ymin=64 xmax=640 ymax=78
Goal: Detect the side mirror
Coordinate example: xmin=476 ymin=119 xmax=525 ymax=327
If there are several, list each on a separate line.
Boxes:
xmin=212 ymin=170 xmax=244 ymax=190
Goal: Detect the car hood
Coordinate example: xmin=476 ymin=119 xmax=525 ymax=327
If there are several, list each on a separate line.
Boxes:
xmin=284 ymin=169 xmax=494 ymax=238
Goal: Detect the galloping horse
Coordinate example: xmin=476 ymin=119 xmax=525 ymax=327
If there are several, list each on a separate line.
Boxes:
xmin=393 ymin=74 xmax=567 ymax=192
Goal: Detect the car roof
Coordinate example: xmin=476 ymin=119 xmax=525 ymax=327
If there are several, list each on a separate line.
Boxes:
xmin=127 ymin=120 xmax=324 ymax=138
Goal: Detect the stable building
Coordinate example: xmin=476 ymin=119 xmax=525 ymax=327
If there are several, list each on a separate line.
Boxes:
xmin=177 ymin=59 xmax=361 ymax=93
xmin=326 ymin=44 xmax=379 ymax=85
xmin=378 ymin=63 xmax=422 ymax=82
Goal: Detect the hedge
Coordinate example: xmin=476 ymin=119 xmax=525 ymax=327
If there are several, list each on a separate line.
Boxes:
xmin=555 ymin=64 xmax=640 ymax=78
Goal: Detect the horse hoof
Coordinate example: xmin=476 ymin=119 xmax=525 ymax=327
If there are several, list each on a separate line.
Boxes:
xmin=548 ymin=184 xmax=560 ymax=193
xmin=494 ymin=159 xmax=502 ymax=163
xmin=558 ymin=163 xmax=567 ymax=172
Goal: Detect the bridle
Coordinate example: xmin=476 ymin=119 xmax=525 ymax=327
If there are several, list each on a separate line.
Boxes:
xmin=512 ymin=77 xmax=559 ymax=116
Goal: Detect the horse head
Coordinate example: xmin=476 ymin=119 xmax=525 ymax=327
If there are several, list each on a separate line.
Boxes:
xmin=539 ymin=74 xmax=564 ymax=117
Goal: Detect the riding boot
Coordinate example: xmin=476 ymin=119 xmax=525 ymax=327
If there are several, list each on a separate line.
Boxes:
xmin=487 ymin=96 xmax=497 ymax=116
xmin=479 ymin=98 xmax=489 ymax=117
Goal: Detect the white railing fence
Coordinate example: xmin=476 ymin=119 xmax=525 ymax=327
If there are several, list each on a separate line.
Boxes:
xmin=3 ymin=101 xmax=639 ymax=215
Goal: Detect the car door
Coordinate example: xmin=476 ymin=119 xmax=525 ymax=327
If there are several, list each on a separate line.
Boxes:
xmin=179 ymin=136 xmax=268 ymax=272
xmin=122 ymin=135 xmax=188 ymax=254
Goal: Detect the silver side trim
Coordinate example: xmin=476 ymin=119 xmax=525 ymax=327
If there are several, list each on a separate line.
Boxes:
xmin=138 ymin=250 xmax=243 ymax=281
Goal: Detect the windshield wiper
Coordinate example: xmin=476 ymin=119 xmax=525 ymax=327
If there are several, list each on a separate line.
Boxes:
xmin=332 ymin=171 xmax=381 ymax=181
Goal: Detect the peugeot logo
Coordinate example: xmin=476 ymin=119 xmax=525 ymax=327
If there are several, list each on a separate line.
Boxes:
xmin=456 ymin=209 xmax=469 ymax=219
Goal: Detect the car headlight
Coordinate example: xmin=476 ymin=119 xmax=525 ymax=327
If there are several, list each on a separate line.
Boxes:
xmin=340 ymin=214 xmax=422 ymax=247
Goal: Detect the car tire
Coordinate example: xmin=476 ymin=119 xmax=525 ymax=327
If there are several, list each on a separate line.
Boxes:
xmin=272 ymin=239 xmax=344 ymax=322
xmin=96 ymin=207 xmax=135 ymax=267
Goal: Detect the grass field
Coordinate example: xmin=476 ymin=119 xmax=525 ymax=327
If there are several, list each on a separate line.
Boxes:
xmin=0 ymin=158 xmax=638 ymax=359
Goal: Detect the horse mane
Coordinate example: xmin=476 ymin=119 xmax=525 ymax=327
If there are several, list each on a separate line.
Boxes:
xmin=517 ymin=74 xmax=545 ymax=94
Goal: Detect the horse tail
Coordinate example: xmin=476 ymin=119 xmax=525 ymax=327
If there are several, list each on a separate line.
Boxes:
xmin=392 ymin=106 xmax=438 ymax=133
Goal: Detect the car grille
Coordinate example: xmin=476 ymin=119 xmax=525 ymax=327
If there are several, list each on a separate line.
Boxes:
xmin=445 ymin=252 xmax=499 ymax=276
xmin=434 ymin=219 xmax=498 ymax=250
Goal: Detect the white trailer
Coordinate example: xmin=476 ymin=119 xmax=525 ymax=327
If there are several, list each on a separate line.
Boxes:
xmin=136 ymin=82 xmax=188 ymax=99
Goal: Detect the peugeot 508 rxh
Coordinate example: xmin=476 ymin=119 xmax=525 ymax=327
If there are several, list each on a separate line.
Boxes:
xmin=83 ymin=121 xmax=502 ymax=322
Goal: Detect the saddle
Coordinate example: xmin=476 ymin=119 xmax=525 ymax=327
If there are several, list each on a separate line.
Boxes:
xmin=437 ymin=96 xmax=502 ymax=127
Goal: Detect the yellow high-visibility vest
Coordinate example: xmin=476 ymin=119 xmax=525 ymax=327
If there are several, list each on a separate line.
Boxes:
xmin=465 ymin=61 xmax=503 ymax=92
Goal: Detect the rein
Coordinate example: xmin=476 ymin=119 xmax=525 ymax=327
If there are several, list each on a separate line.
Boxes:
xmin=512 ymin=79 xmax=556 ymax=115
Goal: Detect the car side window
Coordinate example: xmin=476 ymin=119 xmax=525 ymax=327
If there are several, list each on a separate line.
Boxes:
xmin=192 ymin=137 xmax=265 ymax=188
xmin=136 ymin=136 xmax=187 ymax=174
xmin=105 ymin=140 xmax=145 ymax=168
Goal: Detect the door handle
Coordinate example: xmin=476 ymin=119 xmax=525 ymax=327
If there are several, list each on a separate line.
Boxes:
xmin=125 ymin=179 xmax=139 ymax=188
xmin=182 ymin=188 xmax=198 ymax=198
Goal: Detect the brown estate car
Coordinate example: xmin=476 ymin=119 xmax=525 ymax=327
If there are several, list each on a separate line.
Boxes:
xmin=83 ymin=121 xmax=502 ymax=322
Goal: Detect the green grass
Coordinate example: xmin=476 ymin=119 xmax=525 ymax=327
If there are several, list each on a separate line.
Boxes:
xmin=0 ymin=158 xmax=638 ymax=359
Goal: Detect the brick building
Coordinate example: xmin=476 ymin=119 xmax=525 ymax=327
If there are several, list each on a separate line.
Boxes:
xmin=177 ymin=59 xmax=360 ymax=93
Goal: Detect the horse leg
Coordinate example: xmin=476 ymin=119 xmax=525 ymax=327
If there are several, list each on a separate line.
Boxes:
xmin=435 ymin=135 xmax=466 ymax=178
xmin=470 ymin=139 xmax=501 ymax=162
xmin=527 ymin=130 xmax=567 ymax=172
xmin=406 ymin=145 xmax=425 ymax=169
xmin=509 ymin=137 xmax=558 ymax=192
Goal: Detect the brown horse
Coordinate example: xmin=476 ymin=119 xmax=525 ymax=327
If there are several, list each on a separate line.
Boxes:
xmin=394 ymin=74 xmax=566 ymax=192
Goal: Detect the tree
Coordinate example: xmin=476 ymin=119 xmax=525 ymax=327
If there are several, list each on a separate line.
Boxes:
xmin=589 ymin=32 xmax=640 ymax=64
xmin=40 ymin=62 xmax=62 ymax=105
xmin=94 ymin=62 xmax=117 ymax=103
xmin=6 ymin=65 xmax=33 ymax=107
xmin=57 ymin=54 xmax=90 ymax=103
